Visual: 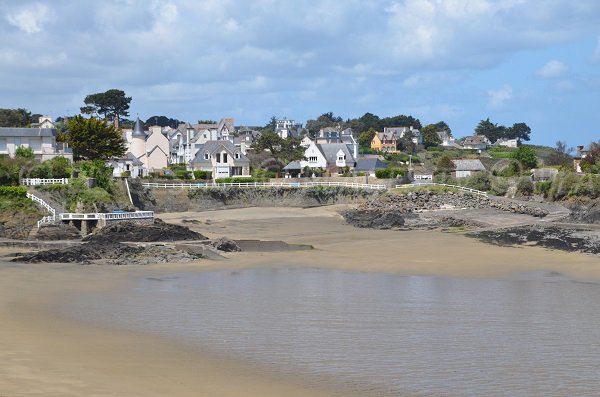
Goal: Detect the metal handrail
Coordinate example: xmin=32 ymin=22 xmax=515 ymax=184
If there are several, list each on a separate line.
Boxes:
xmin=141 ymin=181 xmax=386 ymax=190
xmin=59 ymin=211 xmax=154 ymax=221
xmin=26 ymin=192 xmax=57 ymax=227
xmin=22 ymin=178 xmax=69 ymax=186
xmin=395 ymin=182 xmax=488 ymax=197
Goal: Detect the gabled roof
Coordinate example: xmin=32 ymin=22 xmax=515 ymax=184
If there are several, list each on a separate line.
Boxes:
xmin=0 ymin=127 xmax=56 ymax=137
xmin=190 ymin=140 xmax=249 ymax=164
xmin=354 ymin=158 xmax=387 ymax=171
xmin=452 ymin=159 xmax=486 ymax=171
xmin=317 ymin=143 xmax=355 ymax=165
xmin=283 ymin=161 xmax=302 ymax=171
xmin=463 ymin=135 xmax=489 ymax=145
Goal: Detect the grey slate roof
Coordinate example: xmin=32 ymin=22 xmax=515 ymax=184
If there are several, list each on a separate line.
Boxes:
xmin=452 ymin=159 xmax=486 ymax=171
xmin=283 ymin=161 xmax=302 ymax=170
xmin=132 ymin=117 xmax=146 ymax=137
xmin=317 ymin=143 xmax=356 ymax=166
xmin=0 ymin=127 xmax=56 ymax=137
xmin=354 ymin=158 xmax=387 ymax=171
xmin=190 ymin=140 xmax=249 ymax=165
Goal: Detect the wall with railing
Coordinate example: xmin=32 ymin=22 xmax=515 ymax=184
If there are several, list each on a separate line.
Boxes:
xmin=59 ymin=211 xmax=154 ymax=221
xmin=395 ymin=182 xmax=488 ymax=197
xmin=141 ymin=181 xmax=386 ymax=190
xmin=22 ymin=178 xmax=69 ymax=186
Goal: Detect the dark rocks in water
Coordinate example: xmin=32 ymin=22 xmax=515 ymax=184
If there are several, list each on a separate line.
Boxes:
xmin=468 ymin=226 xmax=600 ymax=255
xmin=83 ymin=218 xmax=207 ymax=244
xmin=210 ymin=237 xmax=242 ymax=252
xmin=35 ymin=223 xmax=81 ymax=240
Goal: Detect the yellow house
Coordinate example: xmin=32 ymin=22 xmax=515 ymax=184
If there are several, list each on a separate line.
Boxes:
xmin=371 ymin=132 xmax=398 ymax=153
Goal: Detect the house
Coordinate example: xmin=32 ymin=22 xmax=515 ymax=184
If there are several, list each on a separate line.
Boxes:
xmin=354 ymin=157 xmax=387 ymax=177
xmin=275 ymin=118 xmax=303 ymax=139
xmin=531 ymin=168 xmax=558 ymax=182
xmin=189 ymin=140 xmax=250 ymax=178
xmin=282 ymin=161 xmax=303 ymax=177
xmin=494 ymin=138 xmax=518 ymax=148
xmin=384 ymin=126 xmax=423 ymax=145
xmin=371 ymin=132 xmax=397 ymax=153
xmin=128 ymin=118 xmax=170 ymax=176
xmin=316 ymin=127 xmax=342 ymax=144
xmin=452 ymin=159 xmax=486 ymax=178
xmin=233 ymin=128 xmax=261 ymax=154
xmin=462 ymin=135 xmax=491 ymax=150
xmin=108 ymin=152 xmax=145 ymax=178
xmin=411 ymin=165 xmax=434 ymax=181
xmin=299 ymin=141 xmax=357 ymax=175
xmin=573 ymin=145 xmax=590 ymax=173
xmin=436 ymin=130 xmax=455 ymax=147
xmin=0 ymin=124 xmax=72 ymax=161
xmin=30 ymin=116 xmax=56 ymax=129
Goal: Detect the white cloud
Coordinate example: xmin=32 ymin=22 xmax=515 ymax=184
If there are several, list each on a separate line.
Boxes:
xmin=488 ymin=85 xmax=513 ymax=108
xmin=536 ymin=60 xmax=568 ymax=78
xmin=5 ymin=3 xmax=52 ymax=34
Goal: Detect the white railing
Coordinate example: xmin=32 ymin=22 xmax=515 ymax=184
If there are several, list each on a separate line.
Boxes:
xmin=141 ymin=181 xmax=387 ymax=190
xmin=22 ymin=178 xmax=69 ymax=186
xmin=26 ymin=192 xmax=57 ymax=227
xmin=395 ymin=182 xmax=488 ymax=197
xmin=59 ymin=211 xmax=154 ymax=221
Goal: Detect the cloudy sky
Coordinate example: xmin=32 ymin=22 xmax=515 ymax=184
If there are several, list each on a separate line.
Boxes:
xmin=1 ymin=0 xmax=599 ymax=146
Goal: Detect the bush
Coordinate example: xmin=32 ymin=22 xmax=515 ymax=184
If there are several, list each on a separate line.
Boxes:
xmin=516 ymin=176 xmax=534 ymax=196
xmin=490 ymin=177 xmax=509 ymax=196
xmin=120 ymin=170 xmax=131 ymax=177
xmin=78 ymin=160 xmax=114 ymax=191
xmin=45 ymin=156 xmax=72 ymax=178
xmin=464 ymin=172 xmax=492 ymax=192
xmin=548 ymin=172 xmax=579 ymax=200
xmin=193 ymin=170 xmax=212 ymax=180
xmin=375 ymin=168 xmax=404 ymax=179
xmin=0 ymin=186 xmax=27 ymax=198
xmin=175 ymin=170 xmax=192 ymax=180
xmin=15 ymin=146 xmax=34 ymax=159
xmin=215 ymin=177 xmax=263 ymax=183
xmin=535 ymin=180 xmax=552 ymax=197
xmin=30 ymin=163 xmax=52 ymax=178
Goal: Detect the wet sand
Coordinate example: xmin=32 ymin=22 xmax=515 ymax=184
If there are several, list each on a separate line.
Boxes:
xmin=1 ymin=206 xmax=599 ymax=396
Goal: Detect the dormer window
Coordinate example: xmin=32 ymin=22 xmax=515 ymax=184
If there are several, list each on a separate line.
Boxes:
xmin=235 ymin=152 xmax=240 ymax=159
xmin=204 ymin=153 xmax=209 ymax=160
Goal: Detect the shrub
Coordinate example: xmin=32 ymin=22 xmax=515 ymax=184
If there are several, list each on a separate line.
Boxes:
xmin=215 ymin=177 xmax=263 ymax=183
xmin=535 ymin=180 xmax=552 ymax=197
xmin=0 ymin=186 xmax=27 ymax=198
xmin=490 ymin=177 xmax=509 ymax=196
xmin=15 ymin=146 xmax=34 ymax=159
xmin=175 ymin=170 xmax=192 ymax=180
xmin=548 ymin=172 xmax=578 ymax=200
xmin=120 ymin=170 xmax=131 ymax=177
xmin=30 ymin=163 xmax=52 ymax=178
xmin=516 ymin=176 xmax=534 ymax=196
xmin=78 ymin=160 xmax=114 ymax=191
xmin=193 ymin=170 xmax=212 ymax=180
xmin=375 ymin=168 xmax=404 ymax=179
xmin=465 ymin=172 xmax=492 ymax=192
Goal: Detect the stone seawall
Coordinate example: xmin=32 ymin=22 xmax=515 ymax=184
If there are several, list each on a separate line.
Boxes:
xmin=129 ymin=182 xmax=382 ymax=213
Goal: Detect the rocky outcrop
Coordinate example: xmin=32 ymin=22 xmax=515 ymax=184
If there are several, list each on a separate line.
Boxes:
xmin=210 ymin=237 xmax=242 ymax=252
xmin=342 ymin=191 xmax=549 ymax=230
xmin=82 ymin=218 xmax=207 ymax=244
xmin=468 ymin=225 xmax=600 ymax=255
xmin=563 ymin=199 xmax=600 ymax=224
xmin=35 ymin=223 xmax=81 ymax=240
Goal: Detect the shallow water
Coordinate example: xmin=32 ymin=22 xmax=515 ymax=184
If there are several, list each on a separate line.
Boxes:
xmin=65 ymin=267 xmax=600 ymax=396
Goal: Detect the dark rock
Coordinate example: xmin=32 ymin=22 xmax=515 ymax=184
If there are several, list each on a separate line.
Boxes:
xmin=210 ymin=237 xmax=242 ymax=252
xmin=35 ymin=223 xmax=81 ymax=240
xmin=83 ymin=218 xmax=207 ymax=244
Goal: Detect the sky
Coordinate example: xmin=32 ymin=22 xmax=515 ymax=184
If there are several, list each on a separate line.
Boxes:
xmin=1 ymin=0 xmax=599 ymax=147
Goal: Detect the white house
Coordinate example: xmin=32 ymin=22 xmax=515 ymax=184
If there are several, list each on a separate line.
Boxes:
xmin=189 ymin=140 xmax=250 ymax=178
xmin=0 ymin=125 xmax=72 ymax=161
xmin=462 ymin=135 xmax=491 ymax=150
xmin=452 ymin=159 xmax=486 ymax=178
xmin=494 ymin=138 xmax=518 ymax=148
xmin=108 ymin=152 xmax=145 ymax=178
xmin=299 ymin=141 xmax=357 ymax=174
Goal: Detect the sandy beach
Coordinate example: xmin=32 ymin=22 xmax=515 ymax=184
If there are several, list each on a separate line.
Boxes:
xmin=1 ymin=206 xmax=599 ymax=396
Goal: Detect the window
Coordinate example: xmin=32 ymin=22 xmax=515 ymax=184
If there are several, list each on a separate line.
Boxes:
xmin=309 ymin=156 xmax=317 ymax=163
xmin=223 ymin=153 xmax=228 ymax=163
xmin=235 ymin=152 xmax=240 ymax=159
xmin=216 ymin=153 xmax=221 ymax=163
xmin=204 ymin=153 xmax=209 ymax=160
